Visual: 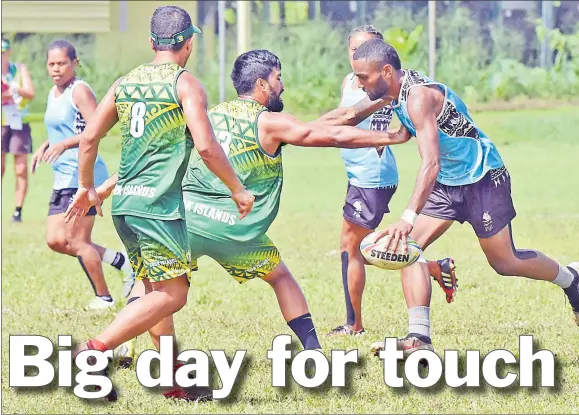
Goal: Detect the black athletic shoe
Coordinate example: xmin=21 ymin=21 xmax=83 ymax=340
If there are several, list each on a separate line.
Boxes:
xmin=563 ymin=263 xmax=579 ymax=326
xmin=11 ymin=211 xmax=22 ymax=223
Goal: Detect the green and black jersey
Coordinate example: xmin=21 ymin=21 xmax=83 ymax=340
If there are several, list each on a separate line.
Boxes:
xmin=112 ymin=62 xmax=193 ymax=220
xmin=182 ymin=99 xmax=283 ymax=242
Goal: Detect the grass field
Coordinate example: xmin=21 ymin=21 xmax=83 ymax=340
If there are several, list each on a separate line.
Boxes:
xmin=2 ymin=107 xmax=579 ymax=414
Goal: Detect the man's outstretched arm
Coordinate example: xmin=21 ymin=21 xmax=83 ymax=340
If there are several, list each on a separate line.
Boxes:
xmin=259 ymin=111 xmax=411 ymax=150
xmin=312 ymin=96 xmax=391 ymax=127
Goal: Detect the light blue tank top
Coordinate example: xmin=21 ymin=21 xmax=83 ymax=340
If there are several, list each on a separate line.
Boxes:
xmin=44 ymin=79 xmax=109 ymax=190
xmin=339 ymin=73 xmax=398 ymax=188
xmin=392 ymin=70 xmax=503 ymax=186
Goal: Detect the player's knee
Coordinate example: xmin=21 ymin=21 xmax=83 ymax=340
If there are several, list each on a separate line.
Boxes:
xmin=168 ymin=291 xmax=188 ymax=313
xmin=46 ymin=237 xmax=69 ymax=254
xmin=264 ymin=274 xmax=279 ymax=288
xmin=340 ymin=229 xmax=363 ymax=255
xmin=154 ymin=290 xmax=187 ymax=314
xmin=263 ymin=262 xmax=291 ymax=286
xmin=157 ymin=276 xmax=189 ymax=312
xmin=173 ymin=296 xmax=187 ymax=313
xmin=14 ymin=162 xmax=27 ymax=179
xmin=67 ymin=238 xmax=91 ymax=254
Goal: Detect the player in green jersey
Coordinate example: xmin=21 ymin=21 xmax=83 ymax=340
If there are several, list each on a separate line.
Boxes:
xmin=179 ymin=49 xmax=412 ymax=351
xmin=64 ymin=6 xmax=254 ymax=401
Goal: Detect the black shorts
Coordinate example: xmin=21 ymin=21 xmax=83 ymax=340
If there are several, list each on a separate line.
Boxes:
xmin=48 ymin=188 xmax=97 ymax=216
xmin=421 ymin=166 xmax=516 ymax=238
xmin=343 ymin=183 xmax=397 ymax=229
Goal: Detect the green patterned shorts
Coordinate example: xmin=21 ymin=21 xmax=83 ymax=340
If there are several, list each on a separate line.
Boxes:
xmin=189 ymin=233 xmax=281 ymax=284
xmin=113 ymin=215 xmax=191 ymax=283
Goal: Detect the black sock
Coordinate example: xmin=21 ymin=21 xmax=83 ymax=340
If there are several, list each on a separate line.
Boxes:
xmin=287 ymin=313 xmax=321 ymax=350
xmin=77 ymin=256 xmax=98 ymax=295
xmin=341 ymin=252 xmax=355 ymax=326
xmin=98 ymin=295 xmax=113 ymax=303
xmin=111 ymin=252 xmax=126 ymax=271
xmin=15 ymin=207 xmax=22 ymax=214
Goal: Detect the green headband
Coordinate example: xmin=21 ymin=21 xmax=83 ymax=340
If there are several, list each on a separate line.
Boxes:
xmin=151 ymin=24 xmax=201 ymax=46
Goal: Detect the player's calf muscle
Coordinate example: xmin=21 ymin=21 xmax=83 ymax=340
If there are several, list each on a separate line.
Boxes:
xmin=488 ymin=253 xmax=557 ymax=279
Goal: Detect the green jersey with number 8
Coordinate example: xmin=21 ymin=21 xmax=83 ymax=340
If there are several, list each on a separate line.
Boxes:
xmin=112 ymin=62 xmax=193 ymax=220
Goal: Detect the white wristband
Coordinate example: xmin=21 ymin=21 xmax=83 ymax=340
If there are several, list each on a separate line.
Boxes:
xmin=401 ymin=209 xmax=417 ymax=226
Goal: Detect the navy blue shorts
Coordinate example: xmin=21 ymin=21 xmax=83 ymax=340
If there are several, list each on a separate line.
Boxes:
xmin=1 ymin=125 xmax=33 ymax=154
xmin=343 ymin=183 xmax=397 ymax=230
xmin=421 ymin=166 xmax=516 ymax=238
xmin=48 ymin=188 xmax=97 ymax=216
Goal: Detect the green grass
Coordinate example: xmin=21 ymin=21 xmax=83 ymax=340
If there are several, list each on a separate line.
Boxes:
xmin=2 ymin=107 xmax=579 ymax=414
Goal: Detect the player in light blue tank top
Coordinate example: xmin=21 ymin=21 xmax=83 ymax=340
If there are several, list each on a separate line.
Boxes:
xmin=328 ymin=27 xmax=457 ymax=339
xmin=31 ymin=40 xmax=134 ymax=311
xmin=44 ymin=81 xmax=108 ymax=189
xmin=350 ymin=39 xmax=579 ymax=353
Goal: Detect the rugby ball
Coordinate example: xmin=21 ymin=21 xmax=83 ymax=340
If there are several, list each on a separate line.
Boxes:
xmin=360 ymin=232 xmax=421 ymax=270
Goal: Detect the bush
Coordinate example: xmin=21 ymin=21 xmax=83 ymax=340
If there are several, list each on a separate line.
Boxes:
xmin=250 ymin=19 xmax=349 ymax=116
xmin=374 ymin=2 xmax=579 ymax=103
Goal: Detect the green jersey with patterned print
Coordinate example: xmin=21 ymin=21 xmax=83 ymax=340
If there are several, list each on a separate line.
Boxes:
xmin=182 ymin=99 xmax=283 ymax=242
xmin=112 ymin=62 xmax=193 ymax=220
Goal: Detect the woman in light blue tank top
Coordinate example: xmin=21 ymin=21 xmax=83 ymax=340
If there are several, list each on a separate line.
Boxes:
xmin=327 ymin=26 xmax=399 ymax=337
xmin=30 ymin=40 xmax=134 ymax=310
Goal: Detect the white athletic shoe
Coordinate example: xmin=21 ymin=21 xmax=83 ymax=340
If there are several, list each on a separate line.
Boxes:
xmin=84 ymin=296 xmax=116 ymax=311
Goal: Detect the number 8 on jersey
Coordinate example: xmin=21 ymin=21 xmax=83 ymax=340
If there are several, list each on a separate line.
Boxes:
xmin=130 ymin=101 xmax=147 ymax=138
